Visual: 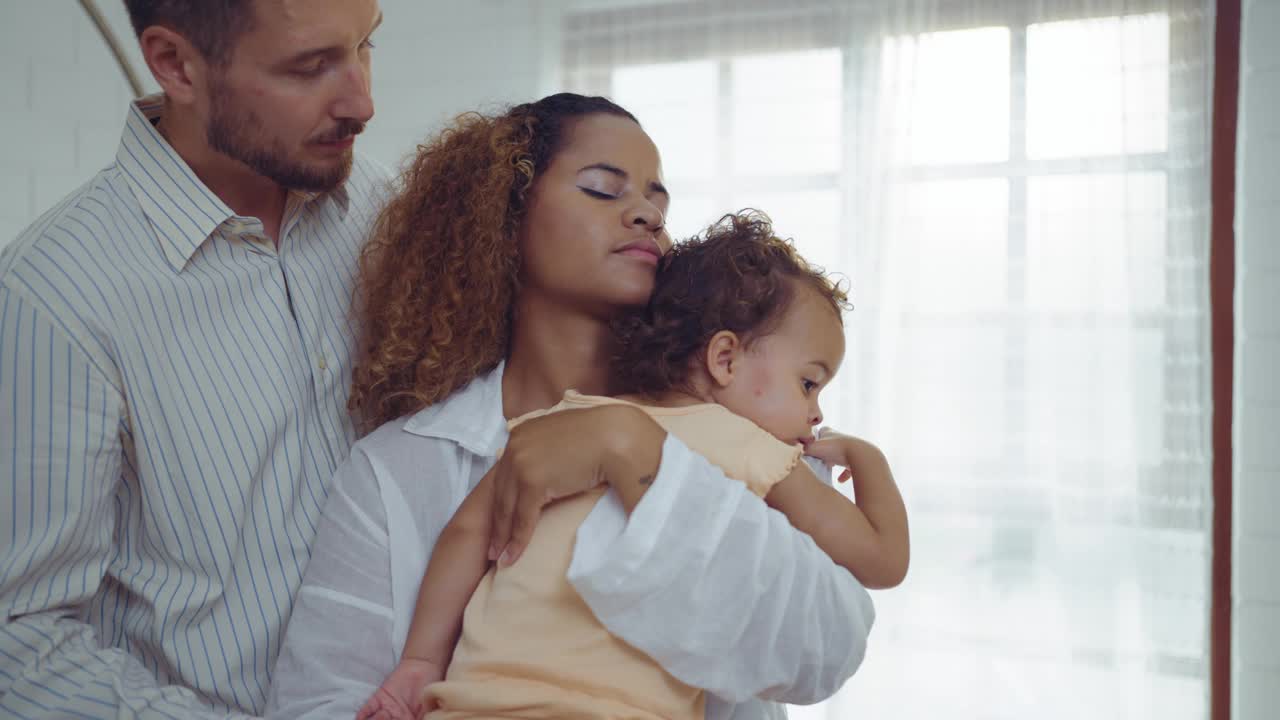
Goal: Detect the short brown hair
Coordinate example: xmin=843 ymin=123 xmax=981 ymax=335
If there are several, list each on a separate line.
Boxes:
xmin=610 ymin=210 xmax=850 ymax=397
xmin=123 ymin=0 xmax=255 ymax=64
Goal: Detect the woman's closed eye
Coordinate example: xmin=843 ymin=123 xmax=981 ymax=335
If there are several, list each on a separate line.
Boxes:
xmin=578 ymin=186 xmax=618 ymax=200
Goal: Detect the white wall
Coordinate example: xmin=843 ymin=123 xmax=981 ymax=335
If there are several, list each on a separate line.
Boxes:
xmin=1 ymin=1 xmax=143 ymax=245
xmin=361 ymin=0 xmax=557 ymax=172
xmin=0 ymin=0 xmax=554 ymax=245
xmin=1232 ymin=1 xmax=1280 ymax=718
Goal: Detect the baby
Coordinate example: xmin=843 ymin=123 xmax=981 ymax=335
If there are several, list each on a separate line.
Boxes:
xmin=359 ymin=210 xmax=909 ymax=720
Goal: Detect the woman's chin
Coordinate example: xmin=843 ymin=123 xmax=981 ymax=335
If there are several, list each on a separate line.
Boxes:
xmin=610 ymin=284 xmax=656 ymax=309
xmin=584 ymin=275 xmax=655 ymax=310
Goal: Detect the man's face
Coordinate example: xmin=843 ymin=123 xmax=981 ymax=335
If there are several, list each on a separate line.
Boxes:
xmin=202 ymin=0 xmax=380 ymax=192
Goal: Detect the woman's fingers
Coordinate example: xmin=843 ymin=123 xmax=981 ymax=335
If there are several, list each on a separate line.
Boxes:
xmin=491 ymin=453 xmax=545 ymax=566
xmin=488 ymin=462 xmax=515 ymax=562
xmin=487 ymin=408 xmax=632 ymax=564
xmin=499 ymin=485 xmax=547 ymax=566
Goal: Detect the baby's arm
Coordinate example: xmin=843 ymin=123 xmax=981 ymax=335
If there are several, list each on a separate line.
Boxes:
xmin=765 ymin=432 xmax=909 ymax=589
xmin=356 ymin=472 xmax=496 ymax=720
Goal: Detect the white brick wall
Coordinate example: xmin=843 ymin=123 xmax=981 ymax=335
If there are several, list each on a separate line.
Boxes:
xmin=0 ymin=1 xmax=145 ymax=245
xmin=1233 ymin=0 xmax=1280 ymax=717
xmin=0 ymin=1 xmax=551 ymax=248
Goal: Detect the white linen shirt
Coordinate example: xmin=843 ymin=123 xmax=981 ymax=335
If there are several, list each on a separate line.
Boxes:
xmin=0 ymin=95 xmax=391 ymax=718
xmin=266 ymin=364 xmax=876 ymax=720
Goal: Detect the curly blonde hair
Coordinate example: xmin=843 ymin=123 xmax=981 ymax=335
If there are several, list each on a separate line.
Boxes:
xmin=349 ymin=94 xmax=639 ymax=433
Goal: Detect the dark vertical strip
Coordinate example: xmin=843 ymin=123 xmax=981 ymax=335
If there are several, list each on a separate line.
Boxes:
xmin=1210 ymin=1 xmax=1240 ymax=719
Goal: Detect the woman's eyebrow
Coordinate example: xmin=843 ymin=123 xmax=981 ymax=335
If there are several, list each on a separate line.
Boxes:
xmin=577 ymin=163 xmax=669 ymax=199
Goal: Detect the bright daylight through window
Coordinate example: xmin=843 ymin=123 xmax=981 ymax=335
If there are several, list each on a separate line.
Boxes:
xmin=566 ymin=2 xmax=1213 ymax=717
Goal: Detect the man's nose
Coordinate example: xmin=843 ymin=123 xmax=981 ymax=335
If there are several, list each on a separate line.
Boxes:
xmin=334 ymin=64 xmax=375 ymax=124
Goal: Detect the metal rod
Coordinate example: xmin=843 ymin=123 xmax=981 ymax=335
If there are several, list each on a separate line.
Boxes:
xmin=78 ymin=0 xmax=146 ymax=98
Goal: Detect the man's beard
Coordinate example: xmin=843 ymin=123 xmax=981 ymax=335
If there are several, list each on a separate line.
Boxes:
xmin=206 ymin=77 xmax=363 ymax=193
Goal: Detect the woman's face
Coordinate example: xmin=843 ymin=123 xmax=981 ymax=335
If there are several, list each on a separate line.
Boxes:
xmin=518 ymin=113 xmax=672 ymax=315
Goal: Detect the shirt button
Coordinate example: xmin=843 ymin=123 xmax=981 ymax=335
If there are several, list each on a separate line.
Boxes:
xmin=318 ymin=355 xmax=328 ymax=371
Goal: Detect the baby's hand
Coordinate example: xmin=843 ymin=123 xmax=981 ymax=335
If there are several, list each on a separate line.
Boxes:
xmin=356 ymin=657 xmax=445 ymax=720
xmin=805 ymin=429 xmax=879 ymax=484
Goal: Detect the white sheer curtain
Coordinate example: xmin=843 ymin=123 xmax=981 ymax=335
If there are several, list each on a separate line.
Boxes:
xmin=559 ymin=1 xmax=1216 ymax=718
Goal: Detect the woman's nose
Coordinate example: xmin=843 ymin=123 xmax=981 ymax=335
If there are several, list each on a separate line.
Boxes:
xmin=626 ymin=200 xmax=664 ymax=231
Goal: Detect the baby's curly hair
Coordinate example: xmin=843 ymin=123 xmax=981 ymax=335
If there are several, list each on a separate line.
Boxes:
xmin=610 ymin=210 xmax=850 ymax=397
xmin=349 ymin=93 xmax=638 ymax=433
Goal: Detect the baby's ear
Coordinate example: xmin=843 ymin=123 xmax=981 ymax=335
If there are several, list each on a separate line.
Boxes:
xmin=705 ymin=330 xmax=741 ymax=388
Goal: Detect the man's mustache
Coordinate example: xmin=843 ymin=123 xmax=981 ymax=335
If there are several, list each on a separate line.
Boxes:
xmin=313 ymin=119 xmax=366 ymax=143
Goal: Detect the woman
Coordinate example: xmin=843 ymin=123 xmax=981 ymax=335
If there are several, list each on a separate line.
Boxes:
xmin=266 ymin=93 xmax=875 ymax=720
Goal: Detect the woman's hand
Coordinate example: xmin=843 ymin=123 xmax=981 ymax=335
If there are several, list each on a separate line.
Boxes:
xmin=488 ymin=404 xmax=666 ymax=566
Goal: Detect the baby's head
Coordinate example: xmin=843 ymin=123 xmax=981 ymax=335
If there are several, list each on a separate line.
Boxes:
xmin=611 ymin=210 xmax=850 ymax=446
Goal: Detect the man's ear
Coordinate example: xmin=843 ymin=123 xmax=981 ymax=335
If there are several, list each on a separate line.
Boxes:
xmin=138 ymin=25 xmax=206 ymax=107
xmin=704 ymin=330 xmax=742 ymax=388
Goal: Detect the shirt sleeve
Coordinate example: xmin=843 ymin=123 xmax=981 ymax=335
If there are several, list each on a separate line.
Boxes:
xmin=0 ymin=283 xmax=243 ymax=720
xmin=265 ymin=448 xmax=397 ymax=719
xmin=567 ymin=433 xmax=876 ymax=706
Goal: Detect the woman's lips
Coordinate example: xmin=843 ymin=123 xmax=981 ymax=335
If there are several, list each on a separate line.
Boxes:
xmin=617 ymin=246 xmax=660 ymax=264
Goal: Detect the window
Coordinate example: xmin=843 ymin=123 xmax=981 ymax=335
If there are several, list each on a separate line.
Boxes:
xmin=609 ymin=48 xmax=845 ymax=273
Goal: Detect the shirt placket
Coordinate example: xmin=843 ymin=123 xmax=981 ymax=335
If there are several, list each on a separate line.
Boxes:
xmin=276 ymin=197 xmax=350 ymax=469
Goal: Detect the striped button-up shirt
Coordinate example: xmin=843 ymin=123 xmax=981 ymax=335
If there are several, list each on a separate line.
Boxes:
xmin=0 ymin=95 xmax=390 ymax=718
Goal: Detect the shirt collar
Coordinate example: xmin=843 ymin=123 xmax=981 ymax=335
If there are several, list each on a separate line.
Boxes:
xmin=116 ymin=94 xmax=351 ymax=272
xmin=116 ymin=95 xmax=235 ymax=273
xmin=402 ymin=362 xmax=508 ymax=457
xmin=291 ymin=182 xmax=350 ymax=216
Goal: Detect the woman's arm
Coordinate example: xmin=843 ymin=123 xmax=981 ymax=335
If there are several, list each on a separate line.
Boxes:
xmin=765 ymin=433 xmax=909 ymax=589
xmin=484 ymin=407 xmax=877 ymax=706
xmin=567 ymin=432 xmax=876 ymax=704
xmin=266 ymin=449 xmax=399 ymax=719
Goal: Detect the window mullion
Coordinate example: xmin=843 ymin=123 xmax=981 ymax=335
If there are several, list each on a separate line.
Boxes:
xmin=716 ymin=58 xmax=734 ymax=211
xmin=1008 ymin=20 xmax=1030 ymax=470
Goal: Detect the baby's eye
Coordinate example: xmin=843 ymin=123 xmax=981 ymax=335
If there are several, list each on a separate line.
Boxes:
xmin=802 ymin=379 xmax=817 ymax=394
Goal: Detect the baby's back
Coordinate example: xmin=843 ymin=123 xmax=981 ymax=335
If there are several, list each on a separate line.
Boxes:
xmin=424 ymin=392 xmax=800 ymax=720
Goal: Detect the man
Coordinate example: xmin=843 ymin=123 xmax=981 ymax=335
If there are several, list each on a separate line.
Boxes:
xmin=0 ymin=1 xmax=386 ymax=716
